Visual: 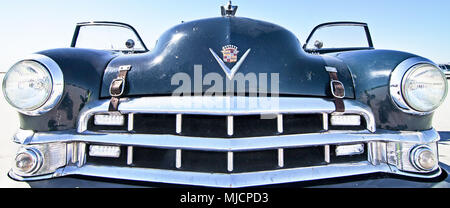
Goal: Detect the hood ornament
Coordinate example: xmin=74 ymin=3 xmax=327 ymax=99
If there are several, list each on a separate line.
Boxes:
xmin=209 ymin=45 xmax=251 ymax=79
xmin=221 ymin=1 xmax=238 ymax=17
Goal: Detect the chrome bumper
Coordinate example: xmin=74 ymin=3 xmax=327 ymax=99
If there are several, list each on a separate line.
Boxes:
xmin=8 ymin=97 xmax=443 ymax=187
xmin=9 ymin=128 xmax=443 ymax=187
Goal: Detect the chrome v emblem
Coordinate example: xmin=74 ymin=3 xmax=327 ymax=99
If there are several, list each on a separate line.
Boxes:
xmin=209 ymin=48 xmax=251 ymax=79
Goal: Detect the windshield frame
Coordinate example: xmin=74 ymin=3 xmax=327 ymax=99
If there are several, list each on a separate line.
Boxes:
xmin=70 ymin=21 xmax=149 ymax=52
xmin=303 ymin=21 xmax=374 ymax=54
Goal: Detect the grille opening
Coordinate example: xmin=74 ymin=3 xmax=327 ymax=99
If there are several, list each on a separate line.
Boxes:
xmin=233 ymin=115 xmax=278 ymax=137
xmin=84 ymin=144 xmax=369 ymax=173
xmin=88 ymin=116 xmax=128 ymax=132
xmin=284 ymin=146 xmax=327 ymax=168
xmin=181 ymin=115 xmax=228 ymax=137
xmin=283 ymin=114 xmax=325 ymax=134
xmin=133 ymin=114 xmax=176 ymax=134
xmin=132 ymin=147 xmax=176 ymax=169
xmin=330 ymin=145 xmax=368 ymax=163
xmin=181 ymin=150 xmax=228 ymax=173
xmin=87 ymin=112 xmax=368 ymax=137
xmin=328 ymin=115 xmax=366 ymax=131
xmin=234 ymin=150 xmax=279 ymax=173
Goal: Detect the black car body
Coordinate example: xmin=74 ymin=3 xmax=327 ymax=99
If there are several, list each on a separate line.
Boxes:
xmin=439 ymin=64 xmax=450 ymax=79
xmin=4 ymin=3 xmax=449 ymax=187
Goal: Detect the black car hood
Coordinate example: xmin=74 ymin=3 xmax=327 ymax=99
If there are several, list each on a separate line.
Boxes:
xmin=100 ymin=17 xmax=355 ymax=98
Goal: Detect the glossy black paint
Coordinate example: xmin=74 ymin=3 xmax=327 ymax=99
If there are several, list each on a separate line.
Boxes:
xmin=19 ymin=48 xmax=118 ymax=131
xmin=100 ymin=17 xmax=355 ymax=98
xmin=16 ymin=16 xmax=438 ymax=132
xmin=332 ymin=49 xmax=434 ymax=130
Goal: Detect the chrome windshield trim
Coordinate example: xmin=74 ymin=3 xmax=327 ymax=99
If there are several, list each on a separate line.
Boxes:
xmin=77 ymin=96 xmax=376 ymax=133
xmin=24 ymin=129 xmax=439 ymax=152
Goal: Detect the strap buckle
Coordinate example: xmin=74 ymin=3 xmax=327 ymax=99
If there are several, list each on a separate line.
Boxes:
xmin=110 ymin=78 xmax=126 ymax=97
xmin=119 ymin=65 xmax=132 ymax=72
xmin=109 ymin=65 xmax=132 ymax=97
xmin=331 ymin=80 xmax=345 ymax=99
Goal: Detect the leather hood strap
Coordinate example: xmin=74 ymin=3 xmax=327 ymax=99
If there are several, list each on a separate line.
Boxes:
xmin=108 ymin=65 xmax=132 ymax=112
xmin=326 ymin=66 xmax=345 ymax=113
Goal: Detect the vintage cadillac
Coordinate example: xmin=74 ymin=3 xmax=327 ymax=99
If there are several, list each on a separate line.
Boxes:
xmin=4 ymin=2 xmax=449 ymax=187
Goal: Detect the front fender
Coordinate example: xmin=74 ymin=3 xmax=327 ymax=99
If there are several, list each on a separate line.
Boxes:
xmin=17 ymin=48 xmax=118 ymax=132
xmin=333 ymin=49 xmax=435 ymax=131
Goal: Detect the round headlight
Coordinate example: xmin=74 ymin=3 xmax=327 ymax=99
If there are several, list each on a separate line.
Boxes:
xmin=390 ymin=57 xmax=448 ymax=114
xmin=402 ymin=64 xmax=448 ymax=112
xmin=3 ymin=61 xmax=52 ymax=110
xmin=2 ymin=54 xmax=64 ymax=116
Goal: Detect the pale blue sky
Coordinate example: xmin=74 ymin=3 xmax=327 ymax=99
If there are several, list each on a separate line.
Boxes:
xmin=1 ymin=0 xmax=449 ymax=71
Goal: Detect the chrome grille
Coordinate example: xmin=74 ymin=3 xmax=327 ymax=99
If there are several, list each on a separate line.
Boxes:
xmin=85 ymin=144 xmax=368 ymax=173
xmin=86 ymin=113 xmax=351 ymax=138
xmin=77 ymin=97 xmax=376 ymax=133
xmin=76 ymin=97 xmax=376 ymax=179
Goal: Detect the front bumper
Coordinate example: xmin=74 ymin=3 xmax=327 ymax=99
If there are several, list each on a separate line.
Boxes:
xmin=8 ymin=97 xmax=444 ymax=188
xmin=11 ymin=163 xmax=450 ymax=188
xmin=9 ymin=128 xmax=443 ymax=188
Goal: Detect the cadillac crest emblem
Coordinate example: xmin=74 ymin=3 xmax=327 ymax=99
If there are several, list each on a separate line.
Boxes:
xmin=221 ymin=45 xmax=239 ymax=63
xmin=209 ymin=45 xmax=251 ymax=79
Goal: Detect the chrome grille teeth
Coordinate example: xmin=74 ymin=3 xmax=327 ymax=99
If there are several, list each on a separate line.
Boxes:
xmin=116 ymin=145 xmax=339 ymax=172
xmin=227 ymin=152 xmax=234 ymax=172
xmin=176 ymin=149 xmax=182 ymax=169
xmin=122 ymin=113 xmax=349 ymax=136
xmin=277 ymin=114 xmax=283 ymax=133
xmin=176 ymin=114 xmax=182 ymax=134
xmin=227 ymin=116 xmax=234 ymax=136
xmin=128 ymin=113 xmax=134 ymax=131
xmin=278 ymin=148 xmax=284 ymax=168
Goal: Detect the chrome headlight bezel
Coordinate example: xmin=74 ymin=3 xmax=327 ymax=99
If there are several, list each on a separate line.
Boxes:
xmin=390 ymin=57 xmax=448 ymax=115
xmin=2 ymin=54 xmax=64 ymax=116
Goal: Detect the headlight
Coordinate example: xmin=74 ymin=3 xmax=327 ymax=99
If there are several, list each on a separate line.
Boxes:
xmin=3 ymin=61 xmax=52 ymax=110
xmin=403 ymin=64 xmax=447 ymax=112
xmin=390 ymin=57 xmax=448 ymax=114
xmin=2 ymin=54 xmax=64 ymax=116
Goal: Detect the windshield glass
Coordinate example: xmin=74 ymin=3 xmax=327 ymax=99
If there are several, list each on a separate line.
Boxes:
xmin=74 ymin=25 xmax=146 ymax=52
xmin=305 ymin=25 xmax=370 ymax=50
